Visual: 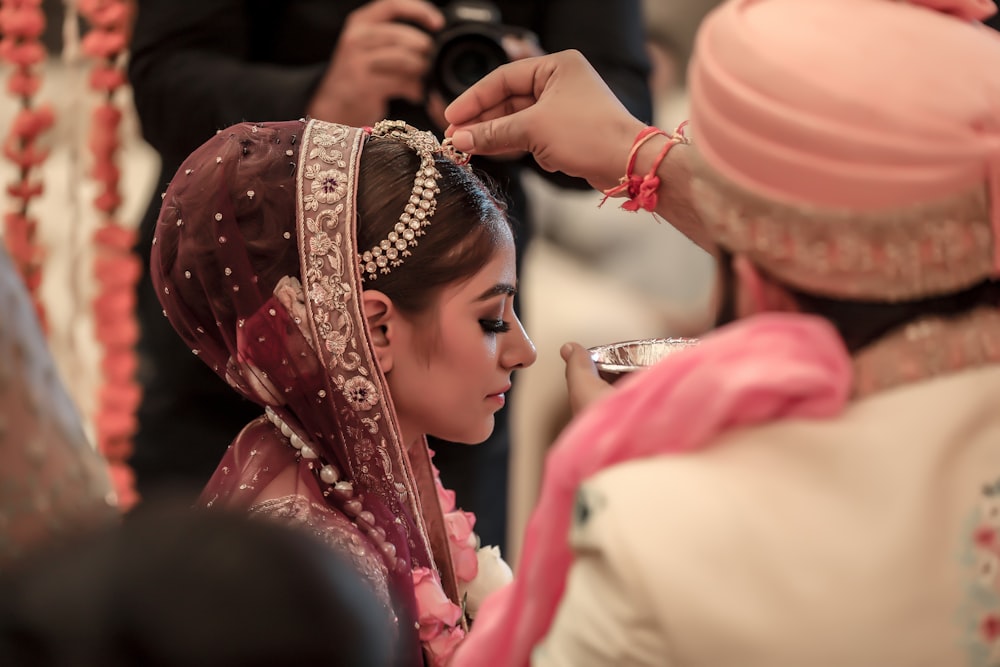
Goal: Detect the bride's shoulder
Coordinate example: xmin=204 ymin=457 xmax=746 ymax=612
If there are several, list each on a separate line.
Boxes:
xmin=248 ymin=493 xmax=394 ymax=604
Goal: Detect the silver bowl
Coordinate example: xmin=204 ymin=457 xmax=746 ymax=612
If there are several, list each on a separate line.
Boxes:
xmin=588 ymin=337 xmax=699 ymax=384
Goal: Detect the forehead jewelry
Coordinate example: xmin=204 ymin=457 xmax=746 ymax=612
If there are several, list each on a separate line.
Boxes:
xmin=359 ymin=120 xmax=470 ymax=282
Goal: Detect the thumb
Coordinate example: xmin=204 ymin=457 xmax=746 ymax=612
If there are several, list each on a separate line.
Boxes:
xmin=561 ymin=342 xmax=598 ymax=382
xmin=449 ymin=116 xmax=529 ymax=155
xmin=561 ymin=342 xmax=613 ymax=416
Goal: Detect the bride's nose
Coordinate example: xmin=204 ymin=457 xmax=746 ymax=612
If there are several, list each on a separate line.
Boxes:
xmin=501 ymin=315 xmax=536 ymax=370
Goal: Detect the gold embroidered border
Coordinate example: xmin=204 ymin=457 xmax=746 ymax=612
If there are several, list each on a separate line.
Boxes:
xmin=852 ymin=306 xmax=1000 ymax=398
xmin=691 ymin=151 xmax=994 ymax=301
xmin=296 ymin=119 xmax=432 ymax=567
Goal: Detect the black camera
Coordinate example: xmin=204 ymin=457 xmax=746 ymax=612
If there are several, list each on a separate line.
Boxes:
xmin=427 ymin=1 xmax=536 ymax=102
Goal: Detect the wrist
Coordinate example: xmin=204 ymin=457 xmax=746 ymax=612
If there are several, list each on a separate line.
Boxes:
xmin=600 ymin=121 xmax=690 ymax=213
xmin=594 ymin=116 xmax=646 ymax=191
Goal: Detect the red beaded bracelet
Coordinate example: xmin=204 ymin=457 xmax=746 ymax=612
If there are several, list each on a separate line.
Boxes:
xmin=600 ymin=121 xmax=690 ymax=212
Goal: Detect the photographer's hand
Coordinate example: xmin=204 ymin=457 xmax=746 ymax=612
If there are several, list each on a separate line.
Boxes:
xmin=308 ymin=0 xmax=444 ymax=127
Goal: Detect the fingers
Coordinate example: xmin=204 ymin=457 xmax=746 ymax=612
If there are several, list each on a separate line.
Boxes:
xmin=446 ymin=94 xmax=538 ymax=130
xmin=367 ymin=46 xmax=432 ymax=78
xmin=446 ymin=103 xmax=538 ymax=154
xmin=353 ymin=0 xmax=445 ymax=32
xmin=355 ymin=22 xmax=436 ymax=55
xmin=444 ymin=57 xmax=546 ymax=126
xmin=445 ymin=91 xmax=540 ymax=153
xmin=365 ymin=70 xmax=426 ymax=103
xmin=561 ymin=342 xmax=613 ymax=415
xmin=561 ymin=342 xmax=598 ymax=379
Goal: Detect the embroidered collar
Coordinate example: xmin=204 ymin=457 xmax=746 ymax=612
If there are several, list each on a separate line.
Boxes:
xmin=852 ymin=306 xmax=1000 ymax=399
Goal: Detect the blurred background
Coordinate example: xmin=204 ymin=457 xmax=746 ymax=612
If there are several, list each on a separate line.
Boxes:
xmin=0 ymin=0 xmax=722 ymax=564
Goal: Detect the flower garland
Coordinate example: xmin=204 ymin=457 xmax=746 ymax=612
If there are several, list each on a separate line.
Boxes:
xmin=78 ymin=0 xmax=139 ymax=510
xmin=416 ymin=450 xmax=514 ymax=666
xmin=0 ymin=0 xmax=54 ymax=329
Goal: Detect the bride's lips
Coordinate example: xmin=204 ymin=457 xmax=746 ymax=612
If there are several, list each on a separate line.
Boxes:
xmin=487 ymin=383 xmax=511 ymax=405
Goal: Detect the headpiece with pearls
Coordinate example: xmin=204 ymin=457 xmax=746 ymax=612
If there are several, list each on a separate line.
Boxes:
xmin=358 ymin=120 xmax=470 ymax=282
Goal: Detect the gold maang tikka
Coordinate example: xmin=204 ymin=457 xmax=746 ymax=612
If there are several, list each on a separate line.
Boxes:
xmin=358 ymin=120 xmax=470 ymax=282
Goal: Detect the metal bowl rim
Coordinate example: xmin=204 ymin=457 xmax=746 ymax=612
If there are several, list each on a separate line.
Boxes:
xmin=589 ymin=337 xmax=699 ymax=372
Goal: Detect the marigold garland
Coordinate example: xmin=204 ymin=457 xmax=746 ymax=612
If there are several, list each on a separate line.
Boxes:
xmin=78 ymin=0 xmax=139 ymax=510
xmin=0 ymin=0 xmax=53 ymax=329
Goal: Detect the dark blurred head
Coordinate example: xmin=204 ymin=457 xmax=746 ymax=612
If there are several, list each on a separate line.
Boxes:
xmin=713 ymin=247 xmax=1000 ymax=353
xmin=0 ymin=504 xmax=396 ymax=667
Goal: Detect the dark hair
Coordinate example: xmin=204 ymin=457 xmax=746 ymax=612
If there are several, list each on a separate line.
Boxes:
xmin=716 ymin=248 xmax=1000 ymax=352
xmin=0 ymin=504 xmax=396 ymax=667
xmin=355 ymin=139 xmax=510 ymax=316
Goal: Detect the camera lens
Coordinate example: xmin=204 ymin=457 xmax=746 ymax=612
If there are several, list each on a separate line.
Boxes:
xmin=433 ymin=33 xmax=508 ymax=101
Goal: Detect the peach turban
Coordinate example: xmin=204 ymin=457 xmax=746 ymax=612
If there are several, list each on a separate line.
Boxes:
xmin=688 ymin=0 xmax=1000 ymax=300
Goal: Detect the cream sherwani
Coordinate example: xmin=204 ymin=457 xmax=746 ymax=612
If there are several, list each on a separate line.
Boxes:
xmin=533 ymin=364 xmax=1000 ymax=667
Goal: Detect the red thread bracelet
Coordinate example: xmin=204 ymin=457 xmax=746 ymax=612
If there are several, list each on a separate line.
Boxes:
xmin=600 ymin=121 xmax=690 ymax=213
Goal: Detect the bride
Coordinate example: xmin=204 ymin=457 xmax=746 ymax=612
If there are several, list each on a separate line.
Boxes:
xmin=150 ymin=118 xmax=536 ymax=666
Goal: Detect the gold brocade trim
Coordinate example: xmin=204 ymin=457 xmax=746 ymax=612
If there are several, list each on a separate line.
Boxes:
xmin=296 ymin=119 xmax=434 ymax=569
xmin=295 ymin=120 xmax=464 ymax=607
xmin=691 ymin=151 xmax=994 ymax=301
xmin=852 ymin=307 xmax=1000 ymax=399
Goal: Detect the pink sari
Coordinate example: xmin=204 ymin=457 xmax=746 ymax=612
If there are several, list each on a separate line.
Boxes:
xmin=453 ymin=312 xmax=853 ymax=667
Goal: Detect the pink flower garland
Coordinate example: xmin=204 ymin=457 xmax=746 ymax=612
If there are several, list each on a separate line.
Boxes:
xmin=78 ymin=0 xmax=139 ymax=510
xmin=0 ymin=0 xmax=53 ymax=329
xmin=414 ymin=450 xmax=480 ymax=666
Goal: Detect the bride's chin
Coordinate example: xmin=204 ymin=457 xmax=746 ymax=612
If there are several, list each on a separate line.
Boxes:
xmin=433 ymin=421 xmax=495 ymax=446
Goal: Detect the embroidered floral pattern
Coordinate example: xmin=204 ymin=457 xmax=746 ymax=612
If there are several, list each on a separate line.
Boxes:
xmin=310 ymin=168 xmax=347 ymax=205
xmin=342 ymin=375 xmax=379 ymax=411
xmin=959 ymin=478 xmax=1000 ymax=665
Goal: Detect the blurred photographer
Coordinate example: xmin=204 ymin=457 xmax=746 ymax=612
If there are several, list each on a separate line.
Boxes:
xmin=127 ymin=0 xmax=652 ymax=552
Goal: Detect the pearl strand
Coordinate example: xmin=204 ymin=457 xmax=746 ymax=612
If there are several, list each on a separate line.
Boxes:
xmin=264 ymin=406 xmax=401 ymax=569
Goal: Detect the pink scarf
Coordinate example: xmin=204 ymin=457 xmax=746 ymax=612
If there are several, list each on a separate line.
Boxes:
xmin=452 ymin=312 xmax=853 ymax=666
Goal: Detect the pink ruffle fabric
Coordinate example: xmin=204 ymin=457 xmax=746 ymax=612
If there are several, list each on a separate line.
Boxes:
xmin=452 ymin=313 xmax=852 ymax=666
xmin=689 ymin=0 xmax=1000 ymax=218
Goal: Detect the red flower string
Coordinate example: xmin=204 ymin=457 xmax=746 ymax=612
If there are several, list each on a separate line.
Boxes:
xmin=0 ymin=0 xmax=53 ymax=328
xmin=78 ymin=0 xmax=139 ymax=510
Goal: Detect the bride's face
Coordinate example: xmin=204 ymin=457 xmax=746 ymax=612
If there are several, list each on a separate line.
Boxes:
xmin=387 ymin=232 xmax=536 ymax=445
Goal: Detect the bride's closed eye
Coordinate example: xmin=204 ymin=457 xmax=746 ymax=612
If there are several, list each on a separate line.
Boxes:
xmin=479 ymin=318 xmax=511 ymax=334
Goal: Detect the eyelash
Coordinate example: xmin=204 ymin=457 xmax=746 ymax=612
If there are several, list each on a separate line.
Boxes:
xmin=479 ymin=318 xmax=511 ymax=334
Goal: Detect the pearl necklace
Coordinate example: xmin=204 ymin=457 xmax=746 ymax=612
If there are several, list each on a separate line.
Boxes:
xmin=264 ymin=406 xmax=402 ymax=571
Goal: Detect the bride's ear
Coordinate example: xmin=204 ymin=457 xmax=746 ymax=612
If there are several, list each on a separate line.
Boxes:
xmin=362 ymin=290 xmax=396 ymax=372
